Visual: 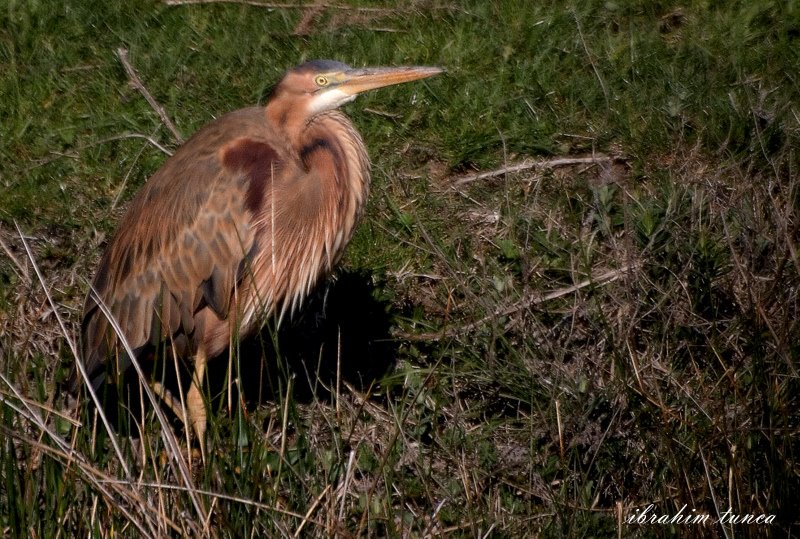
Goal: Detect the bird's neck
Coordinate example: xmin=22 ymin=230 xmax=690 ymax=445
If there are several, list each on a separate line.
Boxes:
xmin=265 ymin=99 xmax=312 ymax=158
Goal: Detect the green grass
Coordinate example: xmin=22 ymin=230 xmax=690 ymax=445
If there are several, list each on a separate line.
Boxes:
xmin=2 ymin=0 xmax=799 ymax=536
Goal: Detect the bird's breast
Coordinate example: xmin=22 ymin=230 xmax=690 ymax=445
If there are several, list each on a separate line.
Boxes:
xmin=217 ymin=112 xmax=370 ymax=328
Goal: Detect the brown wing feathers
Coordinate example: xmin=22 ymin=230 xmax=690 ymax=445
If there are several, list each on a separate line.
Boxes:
xmin=74 ymin=106 xmax=368 ymax=393
xmin=75 ymin=116 xmax=271 ymax=391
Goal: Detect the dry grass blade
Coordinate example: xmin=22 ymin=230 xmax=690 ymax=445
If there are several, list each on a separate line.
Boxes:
xmin=354 ymin=357 xmax=444 ymax=536
xmin=25 ymin=132 xmax=173 ymax=172
xmin=451 ymin=155 xmax=620 ymax=186
xmin=3 ymin=2 xmax=798 ymax=534
xmin=337 ymin=448 xmax=357 ymax=523
xmin=572 ymin=8 xmax=609 ymax=106
xmin=14 ymin=222 xmax=132 ymax=480
xmin=7 ymin=225 xmax=189 ymax=536
xmin=116 ymin=47 xmax=184 ymax=144
xmin=0 ymin=379 xmax=164 ymax=537
xmin=700 ymin=447 xmax=731 ymax=539
xmin=99 ymin=132 xmax=174 ymax=157
xmin=85 ymin=284 xmax=209 ymax=523
xmin=0 ymin=373 xmax=78 ymax=461
xmin=96 ymin=480 xmax=331 ymax=531
xmin=0 ymin=387 xmax=80 ymax=427
xmin=293 ymin=483 xmax=331 ymax=537
xmin=403 ymin=263 xmax=640 ymax=340
xmin=0 ymin=234 xmax=30 ymax=285
xmin=163 ymin=0 xmax=411 ymax=12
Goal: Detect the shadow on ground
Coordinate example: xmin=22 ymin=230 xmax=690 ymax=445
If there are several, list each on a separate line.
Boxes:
xmin=81 ymin=269 xmax=397 ymax=434
xmin=211 ymin=268 xmax=397 ymax=405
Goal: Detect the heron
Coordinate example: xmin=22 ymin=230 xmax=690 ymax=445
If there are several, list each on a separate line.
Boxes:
xmin=70 ymin=59 xmax=442 ymax=458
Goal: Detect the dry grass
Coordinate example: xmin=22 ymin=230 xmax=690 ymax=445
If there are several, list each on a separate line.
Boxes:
xmin=2 ymin=0 xmax=799 ymax=537
xmin=3 ymin=150 xmax=799 ymax=535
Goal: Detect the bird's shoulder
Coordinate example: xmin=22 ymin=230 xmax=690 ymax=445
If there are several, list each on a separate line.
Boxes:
xmin=112 ymin=106 xmax=285 ymax=241
xmin=88 ymin=108 xmax=284 ymax=328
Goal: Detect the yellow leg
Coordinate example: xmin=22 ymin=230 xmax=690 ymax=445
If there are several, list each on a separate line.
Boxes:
xmin=186 ymin=347 xmax=208 ymax=462
xmin=151 ymin=381 xmax=182 ymax=417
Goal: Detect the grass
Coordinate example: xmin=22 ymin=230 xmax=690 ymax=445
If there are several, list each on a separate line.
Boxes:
xmin=1 ymin=0 xmax=799 ymax=536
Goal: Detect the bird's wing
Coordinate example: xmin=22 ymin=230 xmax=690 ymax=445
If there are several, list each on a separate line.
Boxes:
xmin=76 ymin=118 xmax=283 ymax=390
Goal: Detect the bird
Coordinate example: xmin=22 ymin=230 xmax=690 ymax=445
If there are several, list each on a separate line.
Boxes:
xmin=70 ymin=59 xmax=442 ymax=458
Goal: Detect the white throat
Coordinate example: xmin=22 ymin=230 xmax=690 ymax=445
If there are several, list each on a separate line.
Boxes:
xmin=307 ymin=89 xmax=357 ymax=115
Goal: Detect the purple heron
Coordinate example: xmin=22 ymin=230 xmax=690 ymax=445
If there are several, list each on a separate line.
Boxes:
xmin=70 ymin=60 xmax=442 ymax=455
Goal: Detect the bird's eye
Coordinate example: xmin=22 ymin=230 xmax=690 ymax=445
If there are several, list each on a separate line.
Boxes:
xmin=315 ymin=75 xmax=330 ymax=87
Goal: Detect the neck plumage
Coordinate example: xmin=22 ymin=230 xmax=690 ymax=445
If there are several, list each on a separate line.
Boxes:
xmin=300 ymin=110 xmax=371 ymax=263
xmin=253 ymin=103 xmax=371 ymax=319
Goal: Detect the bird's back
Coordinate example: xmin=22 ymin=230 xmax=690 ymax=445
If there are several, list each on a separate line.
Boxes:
xmin=77 ymin=107 xmax=280 ymax=389
xmin=74 ymin=106 xmax=370 ymax=391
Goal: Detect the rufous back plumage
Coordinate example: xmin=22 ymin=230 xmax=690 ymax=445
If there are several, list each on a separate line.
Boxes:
xmin=72 ymin=60 xmax=442 ymax=392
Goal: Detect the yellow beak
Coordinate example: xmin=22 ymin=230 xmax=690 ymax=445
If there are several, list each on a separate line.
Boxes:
xmin=338 ymin=66 xmax=444 ymax=96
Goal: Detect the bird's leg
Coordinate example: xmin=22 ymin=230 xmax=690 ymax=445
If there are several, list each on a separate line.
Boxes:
xmin=150 ymin=380 xmax=184 ymax=418
xmin=186 ymin=347 xmax=208 ymax=463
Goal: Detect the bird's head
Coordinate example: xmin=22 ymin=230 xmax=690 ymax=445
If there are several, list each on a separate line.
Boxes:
xmin=270 ymin=59 xmax=443 ymax=116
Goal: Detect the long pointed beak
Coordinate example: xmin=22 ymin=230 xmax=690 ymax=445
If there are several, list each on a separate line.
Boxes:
xmin=338 ymin=66 xmax=444 ymax=96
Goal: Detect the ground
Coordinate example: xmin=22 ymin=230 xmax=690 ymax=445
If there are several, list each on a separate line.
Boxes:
xmin=1 ymin=1 xmax=798 ymax=537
